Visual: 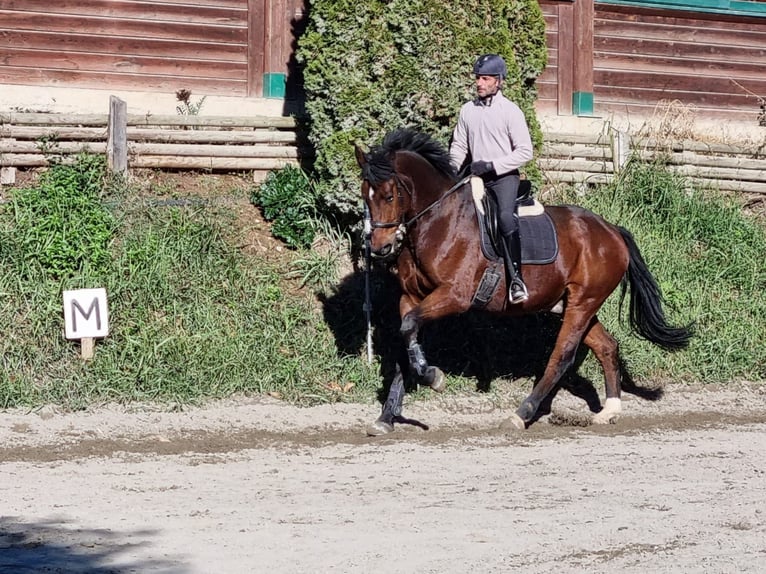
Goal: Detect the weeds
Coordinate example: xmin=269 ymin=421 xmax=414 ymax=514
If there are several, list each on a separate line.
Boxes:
xmin=175 ymin=89 xmax=207 ymax=116
xmin=4 ymin=153 xmax=115 ymax=280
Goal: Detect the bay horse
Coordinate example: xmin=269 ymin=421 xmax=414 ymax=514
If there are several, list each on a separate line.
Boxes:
xmin=355 ymin=128 xmax=693 ymax=435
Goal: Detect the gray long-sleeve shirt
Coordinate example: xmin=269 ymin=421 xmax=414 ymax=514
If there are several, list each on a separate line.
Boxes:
xmin=449 ymin=90 xmax=534 ymax=176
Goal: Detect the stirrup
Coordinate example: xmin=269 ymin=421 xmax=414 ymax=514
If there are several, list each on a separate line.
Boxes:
xmin=509 ymin=280 xmax=529 ymax=304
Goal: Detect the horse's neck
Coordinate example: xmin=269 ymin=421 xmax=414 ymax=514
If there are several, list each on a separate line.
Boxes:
xmin=408 ymin=175 xmax=449 ymax=212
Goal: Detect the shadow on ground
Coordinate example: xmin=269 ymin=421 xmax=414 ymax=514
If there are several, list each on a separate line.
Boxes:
xmin=320 ymin=269 xmax=663 ymax=419
xmin=0 ymin=518 xmax=183 ymax=573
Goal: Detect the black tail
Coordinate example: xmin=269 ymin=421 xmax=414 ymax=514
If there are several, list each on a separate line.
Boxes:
xmin=618 ymin=227 xmax=694 ymax=351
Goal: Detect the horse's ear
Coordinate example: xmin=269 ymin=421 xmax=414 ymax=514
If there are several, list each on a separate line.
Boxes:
xmin=354 ymin=144 xmax=368 ymax=168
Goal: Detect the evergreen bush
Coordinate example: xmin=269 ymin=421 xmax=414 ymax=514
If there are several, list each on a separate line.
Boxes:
xmin=297 ymin=0 xmax=547 ymax=224
xmin=252 ymin=165 xmax=317 ymax=249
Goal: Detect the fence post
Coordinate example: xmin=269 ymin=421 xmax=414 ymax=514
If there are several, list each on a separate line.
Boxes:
xmin=107 ymin=96 xmax=128 ymax=175
xmin=610 ymin=127 xmax=630 ymax=173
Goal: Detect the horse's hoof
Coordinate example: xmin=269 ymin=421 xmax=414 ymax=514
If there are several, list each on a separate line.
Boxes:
xmin=592 ymin=410 xmax=620 ymax=425
xmin=366 ymin=419 xmax=394 ymax=437
xmin=429 ymin=368 xmax=446 ymax=393
xmin=592 ymin=398 xmax=621 ymax=425
xmin=500 ymin=413 xmax=526 ymax=431
xmin=592 ymin=412 xmax=619 ymax=425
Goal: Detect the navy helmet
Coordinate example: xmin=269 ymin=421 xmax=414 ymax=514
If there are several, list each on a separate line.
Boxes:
xmin=473 ymin=54 xmax=507 ymax=79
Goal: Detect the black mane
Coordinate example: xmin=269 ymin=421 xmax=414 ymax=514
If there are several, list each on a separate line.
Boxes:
xmin=362 ymin=128 xmax=456 ymax=185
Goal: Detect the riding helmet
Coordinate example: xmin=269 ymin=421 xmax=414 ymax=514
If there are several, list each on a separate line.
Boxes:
xmin=473 ymin=54 xmax=507 ymax=79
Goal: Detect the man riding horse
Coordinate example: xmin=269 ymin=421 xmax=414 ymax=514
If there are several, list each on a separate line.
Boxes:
xmin=449 ymin=54 xmax=534 ymax=304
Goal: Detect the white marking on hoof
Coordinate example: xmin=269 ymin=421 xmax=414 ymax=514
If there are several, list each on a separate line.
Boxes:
xmin=550 ymin=299 xmax=564 ymax=314
xmin=366 ymin=420 xmax=394 ymax=437
xmin=592 ymin=397 xmax=622 ymax=425
xmin=500 ymin=413 xmax=526 ymax=431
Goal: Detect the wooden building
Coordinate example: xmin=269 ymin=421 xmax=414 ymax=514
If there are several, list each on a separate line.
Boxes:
xmin=0 ymin=0 xmax=305 ymax=99
xmin=538 ymin=0 xmax=766 ymax=123
xmin=1 ymin=1 xmax=765 ymax=123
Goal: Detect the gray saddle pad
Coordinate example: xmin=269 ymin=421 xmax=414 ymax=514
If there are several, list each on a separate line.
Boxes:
xmin=475 ymin=199 xmax=558 ymax=264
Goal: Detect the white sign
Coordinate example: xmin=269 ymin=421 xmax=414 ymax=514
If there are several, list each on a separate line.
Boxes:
xmin=63 ymin=288 xmax=109 ymax=339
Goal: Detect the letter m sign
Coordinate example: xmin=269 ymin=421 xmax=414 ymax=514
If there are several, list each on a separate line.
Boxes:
xmin=63 ymin=288 xmax=110 ymax=340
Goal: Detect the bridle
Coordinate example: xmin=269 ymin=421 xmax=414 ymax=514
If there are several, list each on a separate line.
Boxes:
xmin=368 ymin=174 xmax=471 ymax=232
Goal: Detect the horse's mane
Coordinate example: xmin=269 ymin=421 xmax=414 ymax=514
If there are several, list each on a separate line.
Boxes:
xmin=362 ymin=128 xmax=456 ymax=186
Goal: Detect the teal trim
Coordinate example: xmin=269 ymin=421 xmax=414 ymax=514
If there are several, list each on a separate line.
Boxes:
xmin=596 ymin=0 xmax=766 ymax=17
xmin=572 ymin=91 xmax=594 ymax=116
xmin=263 ymin=73 xmax=286 ymax=99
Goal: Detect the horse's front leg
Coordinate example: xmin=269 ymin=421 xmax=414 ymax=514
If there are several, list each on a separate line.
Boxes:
xmin=401 ymin=312 xmax=446 ymax=393
xmin=367 ymin=362 xmax=406 ymax=436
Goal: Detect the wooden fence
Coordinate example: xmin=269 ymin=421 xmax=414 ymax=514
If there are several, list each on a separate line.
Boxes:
xmin=2 ymin=104 xmax=765 ymax=194
xmin=541 ymin=129 xmax=766 ymax=194
xmin=0 ymin=97 xmax=300 ymax=182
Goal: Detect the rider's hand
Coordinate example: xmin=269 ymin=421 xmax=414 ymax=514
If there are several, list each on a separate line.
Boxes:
xmin=471 ymin=161 xmax=494 ymax=176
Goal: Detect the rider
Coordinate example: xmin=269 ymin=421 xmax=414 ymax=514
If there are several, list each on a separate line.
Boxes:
xmin=449 ymin=54 xmax=534 ymax=304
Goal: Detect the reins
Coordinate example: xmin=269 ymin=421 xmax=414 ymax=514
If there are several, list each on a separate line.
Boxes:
xmin=370 ymin=175 xmax=472 ymax=230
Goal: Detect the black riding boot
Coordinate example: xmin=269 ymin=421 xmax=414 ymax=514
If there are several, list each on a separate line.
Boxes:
xmin=501 ymin=229 xmax=528 ymax=304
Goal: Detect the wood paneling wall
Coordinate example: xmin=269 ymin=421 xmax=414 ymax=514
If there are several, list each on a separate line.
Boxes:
xmin=539 ymin=0 xmax=766 ymax=122
xmin=0 ymin=0 xmax=306 ymax=98
xmin=593 ymin=4 xmax=766 ymax=122
xmin=537 ymin=1 xmax=563 ymax=114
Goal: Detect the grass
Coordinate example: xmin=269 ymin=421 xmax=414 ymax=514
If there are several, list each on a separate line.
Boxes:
xmin=0 ymin=158 xmax=378 ymax=409
xmin=0 ymin=155 xmax=764 ymax=410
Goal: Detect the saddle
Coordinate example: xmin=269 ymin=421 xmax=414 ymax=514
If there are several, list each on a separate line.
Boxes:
xmin=470 ymin=177 xmax=558 ymax=264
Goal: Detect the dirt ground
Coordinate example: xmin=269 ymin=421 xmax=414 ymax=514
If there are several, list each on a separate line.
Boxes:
xmin=2 ymin=381 xmax=765 ymax=574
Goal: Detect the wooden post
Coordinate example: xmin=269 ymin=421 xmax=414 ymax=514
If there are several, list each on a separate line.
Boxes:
xmin=611 ymin=128 xmax=630 ymax=173
xmin=572 ymin=0 xmax=595 ymax=115
xmin=81 ymin=337 xmax=95 ymax=360
xmin=0 ymin=166 xmax=16 ymax=185
xmin=557 ymin=2 xmax=574 ymax=116
xmin=107 ymin=96 xmax=128 ymax=175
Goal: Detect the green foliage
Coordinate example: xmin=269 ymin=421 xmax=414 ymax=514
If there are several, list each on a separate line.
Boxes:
xmin=2 ymin=154 xmax=116 ymax=279
xmin=175 ymin=89 xmax=207 ymax=116
xmin=252 ymin=165 xmax=317 ymax=249
xmin=0 ymin=182 xmax=378 ymax=409
xmin=297 ymin=0 xmax=548 ymax=221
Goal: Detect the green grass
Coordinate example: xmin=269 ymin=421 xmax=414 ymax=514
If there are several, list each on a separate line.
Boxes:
xmin=0 ymin=158 xmax=378 ymax=409
xmin=1 ymin=155 xmax=764 ymax=410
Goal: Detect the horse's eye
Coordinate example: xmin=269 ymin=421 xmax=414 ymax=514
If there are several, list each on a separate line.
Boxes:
xmin=385 ymin=195 xmax=394 ymax=204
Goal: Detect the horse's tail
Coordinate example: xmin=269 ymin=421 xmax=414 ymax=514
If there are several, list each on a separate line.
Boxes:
xmin=618 ymin=227 xmax=694 ymax=351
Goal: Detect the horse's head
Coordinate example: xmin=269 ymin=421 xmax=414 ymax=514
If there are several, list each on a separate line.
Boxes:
xmin=356 ymin=129 xmax=456 ymax=261
xmin=355 ymin=144 xmax=410 ymax=261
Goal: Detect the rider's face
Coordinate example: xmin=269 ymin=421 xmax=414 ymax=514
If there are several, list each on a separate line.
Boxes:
xmin=475 ymin=75 xmax=501 ymax=98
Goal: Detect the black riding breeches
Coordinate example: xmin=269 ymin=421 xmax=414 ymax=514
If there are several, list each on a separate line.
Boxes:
xmin=483 ymin=172 xmax=520 ymax=236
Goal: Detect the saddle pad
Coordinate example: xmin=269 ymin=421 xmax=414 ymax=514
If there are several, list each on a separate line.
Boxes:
xmin=471 ymin=178 xmax=558 ymax=265
xmin=519 ymin=213 xmax=558 ymax=264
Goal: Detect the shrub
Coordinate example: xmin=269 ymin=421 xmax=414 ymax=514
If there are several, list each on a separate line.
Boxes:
xmin=297 ymin=0 xmax=547 ymax=224
xmin=252 ymin=165 xmax=317 ymax=249
xmin=3 ymin=154 xmax=116 ymax=279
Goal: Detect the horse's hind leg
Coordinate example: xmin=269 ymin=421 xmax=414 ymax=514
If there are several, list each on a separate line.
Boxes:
xmin=584 ymin=319 xmax=623 ymax=424
xmin=505 ymin=308 xmax=597 ymax=429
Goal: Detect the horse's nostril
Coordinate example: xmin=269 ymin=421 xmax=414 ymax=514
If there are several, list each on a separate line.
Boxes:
xmin=379 ymin=244 xmax=392 ymax=256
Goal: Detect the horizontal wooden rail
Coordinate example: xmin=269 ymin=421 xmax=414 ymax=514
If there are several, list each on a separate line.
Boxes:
xmin=0 ymin=105 xmax=302 ymax=177
xmin=1 ymin=107 xmax=765 ymax=196
xmin=0 ymin=112 xmax=297 ymax=129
